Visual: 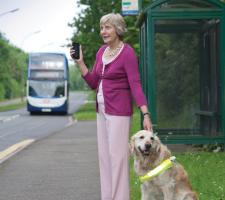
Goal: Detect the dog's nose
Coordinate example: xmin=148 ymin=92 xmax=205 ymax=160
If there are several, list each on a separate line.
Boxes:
xmin=145 ymin=143 xmax=151 ymax=150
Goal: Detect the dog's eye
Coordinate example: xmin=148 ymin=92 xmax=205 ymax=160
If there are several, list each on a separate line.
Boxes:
xmin=150 ymin=137 xmax=155 ymax=140
xmin=140 ymin=136 xmax=144 ymax=139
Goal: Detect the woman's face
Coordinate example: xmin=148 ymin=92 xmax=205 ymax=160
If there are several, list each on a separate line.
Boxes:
xmin=100 ymin=22 xmax=119 ymax=45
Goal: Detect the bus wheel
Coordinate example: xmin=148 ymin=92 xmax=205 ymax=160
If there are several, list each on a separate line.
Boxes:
xmin=30 ymin=111 xmax=35 ymax=115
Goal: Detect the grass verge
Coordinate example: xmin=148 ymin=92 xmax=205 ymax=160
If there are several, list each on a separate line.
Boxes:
xmin=73 ymin=100 xmax=225 ymax=200
xmin=73 ymin=91 xmax=96 ymax=121
xmin=0 ymin=102 xmax=26 ymax=112
xmin=73 ymin=102 xmax=96 ymax=121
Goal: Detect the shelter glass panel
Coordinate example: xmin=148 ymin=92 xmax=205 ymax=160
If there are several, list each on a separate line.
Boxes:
xmin=154 ymin=19 xmax=221 ymax=137
xmin=154 ymin=0 xmax=219 ymax=9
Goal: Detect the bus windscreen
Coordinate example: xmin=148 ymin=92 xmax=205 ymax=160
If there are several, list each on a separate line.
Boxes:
xmin=29 ymin=54 xmax=65 ymax=70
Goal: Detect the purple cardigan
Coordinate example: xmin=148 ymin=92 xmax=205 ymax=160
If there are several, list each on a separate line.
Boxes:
xmin=83 ymin=43 xmax=147 ymax=116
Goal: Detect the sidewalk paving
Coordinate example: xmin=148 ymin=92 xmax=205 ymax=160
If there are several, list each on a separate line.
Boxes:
xmin=0 ymin=121 xmax=101 ymax=200
xmin=0 ymin=97 xmax=25 ymax=107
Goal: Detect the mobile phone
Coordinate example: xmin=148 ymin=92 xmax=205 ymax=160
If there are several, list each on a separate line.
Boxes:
xmin=71 ymin=42 xmax=80 ymax=59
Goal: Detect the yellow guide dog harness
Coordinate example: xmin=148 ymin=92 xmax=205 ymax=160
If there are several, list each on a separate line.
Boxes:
xmin=139 ymin=156 xmax=176 ymax=183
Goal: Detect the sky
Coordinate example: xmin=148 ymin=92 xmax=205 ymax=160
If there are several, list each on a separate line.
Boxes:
xmin=0 ymin=0 xmax=82 ymax=60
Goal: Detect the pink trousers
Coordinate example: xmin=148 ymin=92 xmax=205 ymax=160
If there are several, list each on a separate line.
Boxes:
xmin=97 ymin=103 xmax=131 ymax=200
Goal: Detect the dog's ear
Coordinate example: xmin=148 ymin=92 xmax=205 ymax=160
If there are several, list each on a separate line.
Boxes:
xmin=154 ymin=136 xmax=172 ymax=158
xmin=156 ymin=141 xmax=161 ymax=153
xmin=154 ymin=134 xmax=162 ymax=153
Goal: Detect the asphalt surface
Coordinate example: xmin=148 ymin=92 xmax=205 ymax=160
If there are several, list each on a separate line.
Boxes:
xmin=0 ymin=121 xmax=101 ymax=200
xmin=0 ymin=92 xmax=88 ymax=152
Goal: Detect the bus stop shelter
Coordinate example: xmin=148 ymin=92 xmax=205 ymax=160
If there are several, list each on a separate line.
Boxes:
xmin=138 ymin=0 xmax=225 ymax=144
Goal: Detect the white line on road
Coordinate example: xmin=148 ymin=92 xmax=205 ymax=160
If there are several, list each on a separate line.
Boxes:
xmin=0 ymin=114 xmax=20 ymax=123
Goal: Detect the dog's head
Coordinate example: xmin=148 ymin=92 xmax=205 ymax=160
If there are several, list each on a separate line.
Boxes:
xmin=130 ymin=130 xmax=161 ymax=157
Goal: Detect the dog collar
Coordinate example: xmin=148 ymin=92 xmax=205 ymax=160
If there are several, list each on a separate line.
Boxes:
xmin=139 ymin=156 xmax=176 ymax=183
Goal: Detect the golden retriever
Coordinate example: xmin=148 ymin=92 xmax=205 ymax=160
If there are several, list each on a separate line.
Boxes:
xmin=130 ymin=130 xmax=198 ymax=200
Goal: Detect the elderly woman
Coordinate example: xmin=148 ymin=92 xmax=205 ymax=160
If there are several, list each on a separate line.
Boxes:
xmin=70 ymin=13 xmax=152 ymax=200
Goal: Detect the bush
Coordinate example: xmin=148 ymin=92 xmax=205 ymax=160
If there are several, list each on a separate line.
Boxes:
xmin=10 ymin=79 xmax=21 ymax=98
xmin=0 ymin=83 xmax=5 ymax=100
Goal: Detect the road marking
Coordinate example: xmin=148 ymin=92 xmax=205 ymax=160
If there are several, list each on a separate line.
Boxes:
xmin=0 ymin=139 xmax=35 ymax=164
xmin=0 ymin=114 xmax=20 ymax=123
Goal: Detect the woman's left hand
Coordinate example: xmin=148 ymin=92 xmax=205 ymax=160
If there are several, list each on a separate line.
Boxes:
xmin=143 ymin=115 xmax=153 ymax=131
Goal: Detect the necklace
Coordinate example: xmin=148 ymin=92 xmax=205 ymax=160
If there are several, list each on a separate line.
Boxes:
xmin=107 ymin=43 xmax=123 ymax=57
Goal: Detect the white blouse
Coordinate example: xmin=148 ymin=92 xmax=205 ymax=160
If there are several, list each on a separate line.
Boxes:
xmin=97 ymin=44 xmax=124 ymax=104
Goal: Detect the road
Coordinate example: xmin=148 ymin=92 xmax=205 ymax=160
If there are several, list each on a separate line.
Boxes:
xmin=0 ymin=91 xmax=88 ymax=152
xmin=0 ymin=92 xmax=101 ymax=200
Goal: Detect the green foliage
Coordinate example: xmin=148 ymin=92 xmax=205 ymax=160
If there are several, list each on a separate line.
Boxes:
xmin=69 ymin=64 xmax=88 ymax=90
xmin=0 ymin=33 xmax=27 ymax=100
xmin=9 ymin=79 xmax=21 ymax=98
xmin=69 ymin=0 xmax=140 ymax=67
xmin=130 ymin=106 xmax=141 ymax=135
xmin=140 ymin=0 xmax=154 ymax=9
xmin=0 ymin=83 xmax=5 ymax=100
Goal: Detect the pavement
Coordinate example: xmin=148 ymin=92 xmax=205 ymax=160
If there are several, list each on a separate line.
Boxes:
xmin=0 ymin=97 xmax=25 ymax=107
xmin=0 ymin=121 xmax=101 ymax=200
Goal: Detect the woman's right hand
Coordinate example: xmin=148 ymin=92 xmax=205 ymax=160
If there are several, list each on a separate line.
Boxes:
xmin=70 ymin=45 xmax=88 ymax=76
xmin=70 ymin=45 xmax=84 ymax=65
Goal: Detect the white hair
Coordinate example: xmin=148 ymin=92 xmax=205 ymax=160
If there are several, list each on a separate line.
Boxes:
xmin=100 ymin=13 xmax=127 ymax=38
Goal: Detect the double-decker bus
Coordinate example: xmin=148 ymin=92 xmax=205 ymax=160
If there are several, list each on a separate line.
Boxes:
xmin=27 ymin=52 xmax=69 ymax=114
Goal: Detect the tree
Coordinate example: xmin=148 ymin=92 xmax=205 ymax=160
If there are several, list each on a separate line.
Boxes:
xmin=69 ymin=64 xmax=88 ymax=90
xmin=0 ymin=33 xmax=27 ymax=100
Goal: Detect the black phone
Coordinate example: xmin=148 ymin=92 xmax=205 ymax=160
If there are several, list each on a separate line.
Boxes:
xmin=71 ymin=42 xmax=80 ymax=59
